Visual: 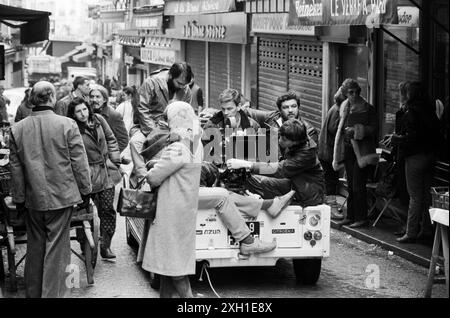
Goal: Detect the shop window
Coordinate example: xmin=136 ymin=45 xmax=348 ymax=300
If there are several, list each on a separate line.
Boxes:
xmin=382 ymin=25 xmax=420 ymax=137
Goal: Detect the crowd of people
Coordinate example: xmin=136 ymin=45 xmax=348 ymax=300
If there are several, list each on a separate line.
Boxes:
xmin=4 ymin=60 xmax=448 ymax=298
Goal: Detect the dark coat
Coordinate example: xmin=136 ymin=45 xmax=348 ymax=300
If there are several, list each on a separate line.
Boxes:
xmin=252 ymin=139 xmax=325 ymax=207
xmin=246 ymin=108 xmax=319 ymax=144
xmin=318 ymin=104 xmax=340 ymax=163
xmin=203 ymin=109 xmax=260 ymax=131
xmin=97 ymin=105 xmax=129 ymax=153
xmin=80 ymin=114 xmax=121 ymax=193
xmin=396 ymin=100 xmax=442 ymax=157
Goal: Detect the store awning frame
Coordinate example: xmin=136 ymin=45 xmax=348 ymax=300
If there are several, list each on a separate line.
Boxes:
xmin=0 ymin=4 xmax=51 ymax=45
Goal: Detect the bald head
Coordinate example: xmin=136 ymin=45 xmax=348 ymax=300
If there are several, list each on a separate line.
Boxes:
xmin=30 ymin=81 xmax=56 ymax=107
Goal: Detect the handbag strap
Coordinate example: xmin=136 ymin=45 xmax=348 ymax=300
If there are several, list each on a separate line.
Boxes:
xmin=136 ymin=177 xmax=147 ymax=189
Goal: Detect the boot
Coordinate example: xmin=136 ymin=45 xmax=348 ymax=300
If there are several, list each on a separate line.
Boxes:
xmin=326 ymin=195 xmax=344 ymax=220
xmin=100 ymin=246 xmax=116 ymax=259
xmin=100 ymin=233 xmax=116 ymax=259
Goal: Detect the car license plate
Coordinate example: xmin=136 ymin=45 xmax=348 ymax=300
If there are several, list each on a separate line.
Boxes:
xmin=228 ymin=221 xmax=260 ymax=246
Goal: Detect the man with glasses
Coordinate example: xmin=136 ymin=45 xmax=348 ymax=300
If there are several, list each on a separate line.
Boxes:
xmin=130 ymin=62 xmax=192 ymax=185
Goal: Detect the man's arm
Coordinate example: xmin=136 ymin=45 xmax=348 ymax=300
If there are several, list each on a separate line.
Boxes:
xmin=67 ymin=122 xmax=92 ymax=196
xmin=97 ymin=115 xmax=121 ymax=165
xmin=9 ymin=131 xmax=25 ymax=204
xmin=244 ymin=108 xmax=272 ymax=128
xmin=137 ymin=79 xmax=157 ymax=136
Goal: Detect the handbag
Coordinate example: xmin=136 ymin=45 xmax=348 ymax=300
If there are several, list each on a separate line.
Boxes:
xmin=117 ymin=177 xmax=157 ymax=221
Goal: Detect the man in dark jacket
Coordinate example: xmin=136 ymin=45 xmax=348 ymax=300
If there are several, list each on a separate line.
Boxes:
xmin=9 ymin=81 xmax=92 ymax=297
xmin=318 ymin=87 xmax=346 ymax=220
xmin=227 ymin=119 xmax=325 ymax=207
xmin=203 ymin=88 xmax=260 ymax=131
xmin=89 ymin=84 xmax=129 ymax=153
xmin=243 ymin=91 xmax=319 ymax=144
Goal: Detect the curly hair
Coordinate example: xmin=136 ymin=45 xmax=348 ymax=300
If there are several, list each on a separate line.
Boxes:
xmin=276 ymin=91 xmax=301 ymax=111
xmin=279 ymin=118 xmax=307 ymax=145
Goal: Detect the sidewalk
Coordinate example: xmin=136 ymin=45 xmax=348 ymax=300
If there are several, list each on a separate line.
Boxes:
xmin=332 ymin=196 xmax=435 ymax=269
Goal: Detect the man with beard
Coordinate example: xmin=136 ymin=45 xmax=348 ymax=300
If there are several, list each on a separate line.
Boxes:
xmin=244 ymin=91 xmax=319 ymax=144
xmin=55 ymin=76 xmax=91 ymax=116
xmin=129 ymin=62 xmax=192 ymax=185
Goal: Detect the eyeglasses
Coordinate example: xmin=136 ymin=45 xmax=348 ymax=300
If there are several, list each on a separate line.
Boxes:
xmin=347 ymin=90 xmax=357 ymax=95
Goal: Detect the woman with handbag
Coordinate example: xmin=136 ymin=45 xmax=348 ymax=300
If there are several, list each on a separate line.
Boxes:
xmin=141 ymin=101 xmax=203 ymax=298
xmin=67 ymin=97 xmax=122 ymax=259
xmin=333 ymin=78 xmax=379 ymax=228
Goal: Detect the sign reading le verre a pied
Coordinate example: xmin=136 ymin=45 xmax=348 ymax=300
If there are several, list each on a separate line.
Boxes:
xmin=288 ymin=0 xmax=398 ymax=26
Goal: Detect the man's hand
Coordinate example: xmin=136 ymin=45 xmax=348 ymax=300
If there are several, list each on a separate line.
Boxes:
xmin=79 ymin=194 xmax=91 ymax=211
xmin=344 ymin=127 xmax=355 ymax=139
xmin=226 ymin=159 xmax=252 ymax=170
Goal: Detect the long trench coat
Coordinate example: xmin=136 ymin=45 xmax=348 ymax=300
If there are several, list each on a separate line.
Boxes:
xmin=80 ymin=114 xmax=121 ymax=193
xmin=140 ymin=139 xmax=202 ymax=277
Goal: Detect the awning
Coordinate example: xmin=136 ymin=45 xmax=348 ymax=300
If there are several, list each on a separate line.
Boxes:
xmin=59 ymin=43 xmax=95 ymax=64
xmin=0 ymin=4 xmax=51 ymax=44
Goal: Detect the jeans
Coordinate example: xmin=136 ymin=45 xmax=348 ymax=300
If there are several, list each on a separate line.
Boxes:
xmin=129 ymin=130 xmax=147 ymax=187
xmin=198 ymin=187 xmax=264 ymax=242
xmin=344 ymin=145 xmax=370 ymax=222
xmin=320 ymin=159 xmax=340 ymax=195
xmin=245 ymin=175 xmax=292 ymax=199
xmin=24 ymin=207 xmax=72 ymax=298
xmin=405 ymin=153 xmax=435 ymax=237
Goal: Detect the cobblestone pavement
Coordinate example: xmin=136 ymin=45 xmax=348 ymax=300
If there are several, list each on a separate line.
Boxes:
xmin=1 ymin=216 xmax=446 ymax=298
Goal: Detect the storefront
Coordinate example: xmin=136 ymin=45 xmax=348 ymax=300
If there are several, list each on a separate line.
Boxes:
xmin=164 ymin=8 xmax=250 ymax=108
xmin=118 ymin=32 xmax=145 ymax=86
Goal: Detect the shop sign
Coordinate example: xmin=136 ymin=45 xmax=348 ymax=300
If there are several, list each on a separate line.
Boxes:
xmin=165 ymin=12 xmax=248 ymax=44
xmin=27 ymin=55 xmax=62 ymax=74
xmin=143 ymin=37 xmax=181 ymax=51
xmin=164 ymin=0 xmax=235 ymax=15
xmin=288 ymin=0 xmax=398 ymax=26
xmin=135 ymin=15 xmax=163 ymax=29
xmin=252 ymin=13 xmax=315 ymax=35
xmin=397 ymin=6 xmax=419 ymax=27
xmin=140 ymin=47 xmax=177 ymax=66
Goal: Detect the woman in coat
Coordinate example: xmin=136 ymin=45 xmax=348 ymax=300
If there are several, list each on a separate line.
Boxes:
xmin=141 ymin=101 xmax=203 ymax=298
xmin=391 ymin=82 xmax=442 ymax=243
xmin=333 ymin=78 xmax=379 ymax=228
xmin=67 ymin=97 xmax=122 ymax=259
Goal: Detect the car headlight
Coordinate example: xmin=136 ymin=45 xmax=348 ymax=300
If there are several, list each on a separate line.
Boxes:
xmin=313 ymin=231 xmax=322 ymax=241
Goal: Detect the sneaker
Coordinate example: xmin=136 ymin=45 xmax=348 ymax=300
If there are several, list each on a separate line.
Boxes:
xmin=266 ymin=190 xmax=296 ymax=218
xmin=240 ymin=238 xmax=277 ymax=255
xmin=331 ymin=210 xmax=345 ymax=220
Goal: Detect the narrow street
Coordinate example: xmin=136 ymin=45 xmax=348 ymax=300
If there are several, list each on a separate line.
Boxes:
xmin=2 ymin=216 xmax=446 ymax=298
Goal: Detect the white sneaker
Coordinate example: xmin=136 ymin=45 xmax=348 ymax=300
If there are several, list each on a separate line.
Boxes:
xmin=266 ymin=190 xmax=296 ymax=218
xmin=240 ymin=238 xmax=277 ymax=255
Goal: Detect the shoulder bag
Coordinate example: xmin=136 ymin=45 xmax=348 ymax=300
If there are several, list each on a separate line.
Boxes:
xmin=117 ymin=176 xmax=157 ymax=221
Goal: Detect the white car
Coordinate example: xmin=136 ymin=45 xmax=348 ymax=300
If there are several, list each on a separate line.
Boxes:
xmin=3 ymin=87 xmax=28 ymax=124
